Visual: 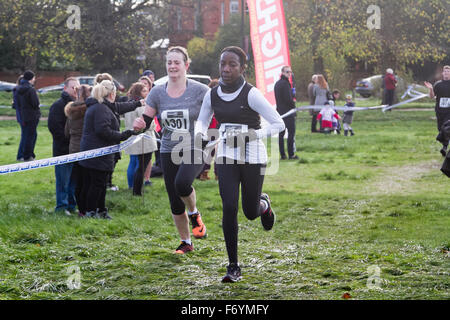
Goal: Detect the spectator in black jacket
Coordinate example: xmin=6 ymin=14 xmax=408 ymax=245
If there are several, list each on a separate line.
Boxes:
xmin=48 ymin=77 xmax=80 ymax=215
xmin=12 ymin=75 xmax=25 ymax=161
xmin=274 ymin=66 xmax=298 ymax=160
xmin=79 ymin=80 xmax=136 ymax=219
xmin=94 ymin=73 xmax=144 ymax=191
xmin=16 ymin=70 xmax=40 ymax=162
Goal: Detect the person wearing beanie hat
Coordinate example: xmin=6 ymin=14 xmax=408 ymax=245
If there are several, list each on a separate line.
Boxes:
xmin=16 ymin=70 xmax=40 ymax=161
xmin=23 ymin=70 xmax=35 ymax=81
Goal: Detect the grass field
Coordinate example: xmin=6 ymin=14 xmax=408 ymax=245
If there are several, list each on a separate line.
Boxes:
xmin=0 ymin=101 xmax=448 ymax=300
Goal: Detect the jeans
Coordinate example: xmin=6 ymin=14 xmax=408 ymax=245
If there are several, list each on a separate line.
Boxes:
xmin=127 ymin=155 xmax=139 ymax=188
xmin=55 ymin=163 xmax=76 ymax=212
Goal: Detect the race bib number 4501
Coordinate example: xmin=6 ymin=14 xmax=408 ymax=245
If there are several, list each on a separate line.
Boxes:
xmin=161 ymin=109 xmax=190 ymax=132
xmin=439 ymin=97 xmax=450 ymax=108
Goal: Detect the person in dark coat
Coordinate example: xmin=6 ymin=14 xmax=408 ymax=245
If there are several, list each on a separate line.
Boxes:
xmin=274 ymin=65 xmax=298 ymax=160
xmin=79 ymin=80 xmax=136 ymax=219
xmin=12 ymin=75 xmax=25 ymax=161
xmin=93 ymin=73 xmax=144 ymax=191
xmin=16 ymin=70 xmax=40 ymax=161
xmin=48 ymin=77 xmax=80 ymax=215
xmin=65 ymin=85 xmax=91 ymax=217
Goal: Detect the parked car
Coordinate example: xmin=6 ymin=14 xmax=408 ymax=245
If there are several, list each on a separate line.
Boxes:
xmin=355 ymin=74 xmax=406 ymax=99
xmin=37 ymin=76 xmax=125 ymax=93
xmin=153 ymin=74 xmax=212 ymax=86
xmin=0 ymin=80 xmax=17 ymax=92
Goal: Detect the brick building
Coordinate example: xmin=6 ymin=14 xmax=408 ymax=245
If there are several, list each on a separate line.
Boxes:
xmin=169 ymin=0 xmax=246 ymax=47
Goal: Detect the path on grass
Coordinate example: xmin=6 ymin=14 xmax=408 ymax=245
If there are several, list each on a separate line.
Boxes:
xmin=365 ymin=160 xmax=442 ymax=195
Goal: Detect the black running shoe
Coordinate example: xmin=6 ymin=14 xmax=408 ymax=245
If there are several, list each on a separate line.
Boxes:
xmin=260 ymin=193 xmax=275 ymax=231
xmin=222 ymin=263 xmax=242 ymax=283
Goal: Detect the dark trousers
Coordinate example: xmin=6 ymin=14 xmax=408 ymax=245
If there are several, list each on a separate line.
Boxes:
xmin=22 ymin=119 xmax=39 ymax=159
xmin=311 ymin=111 xmax=320 ymax=132
xmin=160 ymin=152 xmax=205 ymax=215
xmin=133 ymin=152 xmax=153 ymax=196
xmin=436 ymin=110 xmax=450 ymax=148
xmin=81 ymin=167 xmax=111 ymax=213
xmin=71 ymin=162 xmax=85 ymax=214
xmin=385 ymin=89 xmax=395 ymax=106
xmin=17 ymin=122 xmax=25 ymax=160
xmin=216 ymin=159 xmax=265 ymax=264
xmin=279 ymin=116 xmax=296 ymax=157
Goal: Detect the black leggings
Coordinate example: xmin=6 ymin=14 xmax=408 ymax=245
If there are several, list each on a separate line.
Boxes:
xmin=160 ymin=151 xmax=205 ymax=215
xmin=133 ymin=152 xmax=153 ymax=196
xmin=216 ymin=158 xmax=266 ymax=264
xmin=81 ymin=167 xmax=110 ymax=213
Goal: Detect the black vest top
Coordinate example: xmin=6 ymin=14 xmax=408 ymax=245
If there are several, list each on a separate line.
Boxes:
xmin=210 ymin=83 xmax=261 ymax=130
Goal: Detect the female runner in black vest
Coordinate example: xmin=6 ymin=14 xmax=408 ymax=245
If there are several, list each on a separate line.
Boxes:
xmin=195 ymin=46 xmax=285 ymax=282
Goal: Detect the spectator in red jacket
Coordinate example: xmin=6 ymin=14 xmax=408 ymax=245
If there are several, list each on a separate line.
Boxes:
xmin=384 ymin=68 xmax=397 ymax=106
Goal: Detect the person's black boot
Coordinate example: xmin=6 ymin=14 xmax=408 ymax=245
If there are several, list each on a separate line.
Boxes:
xmin=350 ymin=130 xmax=355 ymax=136
xmin=344 ymin=130 xmax=348 ymax=136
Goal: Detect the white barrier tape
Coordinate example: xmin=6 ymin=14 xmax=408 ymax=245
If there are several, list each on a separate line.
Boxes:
xmin=382 ymin=93 xmax=428 ymax=112
xmin=281 ymin=89 xmax=429 ymax=118
xmin=280 ymin=104 xmax=386 ymax=119
xmin=0 ymin=105 xmax=49 ymax=109
xmin=0 ymin=133 xmax=157 ymax=175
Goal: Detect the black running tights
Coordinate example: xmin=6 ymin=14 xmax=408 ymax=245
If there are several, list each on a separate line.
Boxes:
xmin=216 ymin=158 xmax=266 ymax=264
xmin=160 ymin=152 xmax=205 ymax=215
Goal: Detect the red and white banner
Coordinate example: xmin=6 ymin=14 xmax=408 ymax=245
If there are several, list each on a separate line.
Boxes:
xmin=247 ymin=0 xmax=291 ymax=107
